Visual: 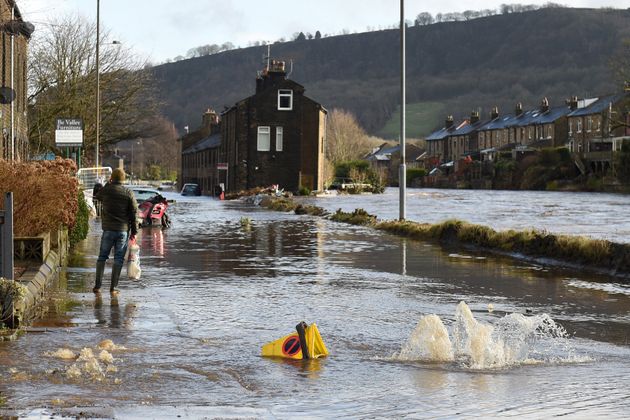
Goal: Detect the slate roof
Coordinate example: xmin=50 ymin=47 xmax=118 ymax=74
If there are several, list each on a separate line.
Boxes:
xmin=182 ymin=132 xmax=221 ymax=154
xmin=568 ymin=92 xmax=630 ymax=117
xmin=426 ymin=121 xmax=466 ymax=140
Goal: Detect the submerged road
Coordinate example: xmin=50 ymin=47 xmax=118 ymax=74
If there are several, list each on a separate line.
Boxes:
xmin=1 ymin=193 xmax=629 ymax=418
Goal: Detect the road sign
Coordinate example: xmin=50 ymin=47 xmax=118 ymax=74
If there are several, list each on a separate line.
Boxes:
xmin=217 ymin=162 xmax=228 ymax=170
xmin=55 ymin=118 xmax=83 ymax=147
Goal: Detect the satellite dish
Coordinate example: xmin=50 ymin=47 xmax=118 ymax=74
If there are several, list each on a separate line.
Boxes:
xmin=0 ymin=87 xmax=16 ymax=104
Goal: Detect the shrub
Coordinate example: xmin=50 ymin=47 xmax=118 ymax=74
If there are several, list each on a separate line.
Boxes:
xmin=69 ymin=191 xmax=89 ymax=246
xmin=0 ymin=158 xmax=79 ymax=237
xmin=335 ymin=160 xmax=370 ymax=178
xmin=298 ymin=186 xmax=311 ymax=196
xmin=330 ymin=208 xmax=377 ymax=226
xmin=407 ymin=168 xmax=427 ymax=186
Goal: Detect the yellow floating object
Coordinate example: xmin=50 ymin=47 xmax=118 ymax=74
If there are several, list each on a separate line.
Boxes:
xmin=262 ymin=322 xmax=329 ymax=359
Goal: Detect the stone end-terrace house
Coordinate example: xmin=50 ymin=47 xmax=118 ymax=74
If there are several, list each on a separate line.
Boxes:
xmin=1 ymin=0 xmax=34 ymax=161
xmin=180 ymin=61 xmax=327 ymax=195
xmin=221 ymin=60 xmax=327 ymax=193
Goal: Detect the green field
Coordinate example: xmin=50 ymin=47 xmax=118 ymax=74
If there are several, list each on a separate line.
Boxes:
xmin=378 ymin=102 xmax=445 ymax=140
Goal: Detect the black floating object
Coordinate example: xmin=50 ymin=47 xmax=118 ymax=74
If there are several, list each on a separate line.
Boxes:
xmin=0 ymin=87 xmax=16 ymax=104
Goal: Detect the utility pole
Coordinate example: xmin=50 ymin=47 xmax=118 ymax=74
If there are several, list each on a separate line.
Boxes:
xmin=399 ymin=0 xmax=406 ymax=220
xmin=10 ymin=3 xmax=15 ymax=161
xmin=95 ymin=0 xmax=101 ymax=167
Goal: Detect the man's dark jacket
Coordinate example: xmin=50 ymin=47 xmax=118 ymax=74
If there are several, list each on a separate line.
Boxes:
xmin=95 ymin=181 xmax=138 ymax=234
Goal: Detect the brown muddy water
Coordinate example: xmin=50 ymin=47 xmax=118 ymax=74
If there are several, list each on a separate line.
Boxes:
xmin=1 ymin=192 xmax=629 ymax=418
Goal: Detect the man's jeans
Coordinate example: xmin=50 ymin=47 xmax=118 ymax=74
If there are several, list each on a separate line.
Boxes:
xmin=97 ymin=231 xmax=129 ymax=265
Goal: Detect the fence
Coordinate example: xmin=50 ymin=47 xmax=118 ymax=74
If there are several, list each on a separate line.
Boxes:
xmin=0 ymin=192 xmax=14 ymax=279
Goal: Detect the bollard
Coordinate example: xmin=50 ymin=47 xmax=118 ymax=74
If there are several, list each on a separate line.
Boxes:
xmin=0 ymin=192 xmax=14 ymax=280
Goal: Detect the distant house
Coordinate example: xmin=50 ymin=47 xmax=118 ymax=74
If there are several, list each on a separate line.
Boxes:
xmin=365 ymin=142 xmax=424 ymax=169
xmin=0 ymin=1 xmax=34 ymax=161
xmin=220 ymin=60 xmax=327 ymax=193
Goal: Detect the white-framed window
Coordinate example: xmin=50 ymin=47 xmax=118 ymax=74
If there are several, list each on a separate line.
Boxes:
xmin=276 ymin=126 xmax=283 ymax=151
xmin=596 ymin=118 xmax=601 ymax=132
xmin=586 ymin=117 xmax=592 ymax=132
xmin=278 ymin=89 xmax=293 ymax=110
xmin=569 ymin=120 xmax=573 ymax=134
xmin=257 ymin=126 xmax=270 ymax=151
xmin=577 ymin=119 xmax=582 ymax=133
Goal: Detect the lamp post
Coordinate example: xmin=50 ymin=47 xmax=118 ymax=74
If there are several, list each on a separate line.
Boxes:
xmin=399 ymin=0 xmax=407 ymax=220
xmin=95 ymin=0 xmax=100 ymax=167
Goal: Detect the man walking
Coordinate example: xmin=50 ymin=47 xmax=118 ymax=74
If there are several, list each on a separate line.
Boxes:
xmin=94 ymin=168 xmax=138 ymax=295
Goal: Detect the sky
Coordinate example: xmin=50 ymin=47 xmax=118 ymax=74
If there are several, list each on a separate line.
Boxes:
xmin=17 ymin=0 xmax=628 ymax=63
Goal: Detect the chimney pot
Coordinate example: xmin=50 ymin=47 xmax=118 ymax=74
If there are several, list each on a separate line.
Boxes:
xmin=490 ymin=106 xmax=499 ymax=119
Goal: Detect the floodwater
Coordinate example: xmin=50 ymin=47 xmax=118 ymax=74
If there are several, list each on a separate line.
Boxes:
xmin=1 ymin=191 xmax=630 ymax=418
xmin=304 ymin=187 xmax=630 ymax=243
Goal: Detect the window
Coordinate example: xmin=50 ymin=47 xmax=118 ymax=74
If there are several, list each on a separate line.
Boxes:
xmin=276 ymin=127 xmax=283 ymax=151
xmin=257 ymin=126 xmax=270 ymax=151
xmin=586 ymin=117 xmax=592 ymax=132
xmin=577 ymin=120 xmax=582 ymax=133
xmin=569 ymin=120 xmax=573 ymax=134
xmin=278 ymin=89 xmax=293 ymax=110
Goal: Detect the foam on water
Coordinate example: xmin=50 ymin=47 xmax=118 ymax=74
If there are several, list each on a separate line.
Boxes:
xmin=394 ymin=301 xmax=583 ymax=369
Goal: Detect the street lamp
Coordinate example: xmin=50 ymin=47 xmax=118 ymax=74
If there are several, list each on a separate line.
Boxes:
xmin=399 ymin=0 xmax=407 ymax=220
xmin=96 ymin=0 xmax=100 ymax=167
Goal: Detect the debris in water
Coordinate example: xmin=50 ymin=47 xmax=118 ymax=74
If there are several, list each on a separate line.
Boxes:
xmin=98 ymin=339 xmax=126 ymax=351
xmin=114 ymin=378 xmax=122 ymax=385
xmin=487 ymin=304 xmax=494 ymax=313
xmin=65 ymin=364 xmax=82 ymax=379
xmin=49 ymin=348 xmax=76 ymax=360
xmin=99 ymin=350 xmax=114 ymax=364
xmin=106 ymin=365 xmax=118 ymax=373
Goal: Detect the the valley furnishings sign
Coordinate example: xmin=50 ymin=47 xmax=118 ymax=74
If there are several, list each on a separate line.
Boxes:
xmin=55 ymin=118 xmax=83 ymax=147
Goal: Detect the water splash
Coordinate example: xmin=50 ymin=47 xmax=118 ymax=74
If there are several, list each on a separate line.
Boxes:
xmin=394 ymin=301 xmax=580 ymax=369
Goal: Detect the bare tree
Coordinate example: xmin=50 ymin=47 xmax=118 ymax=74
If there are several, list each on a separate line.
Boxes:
xmin=326 ymin=109 xmax=372 ymax=164
xmin=28 ymin=14 xmax=162 ymax=162
xmin=414 ymin=12 xmax=434 ymax=26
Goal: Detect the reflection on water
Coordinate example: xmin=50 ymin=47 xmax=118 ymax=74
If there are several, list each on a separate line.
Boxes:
xmin=1 ymin=194 xmax=630 ymax=417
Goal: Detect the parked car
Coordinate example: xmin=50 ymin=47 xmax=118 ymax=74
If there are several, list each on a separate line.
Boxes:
xmin=128 ymin=186 xmax=171 ymax=228
xmin=181 ymin=183 xmax=201 ymax=196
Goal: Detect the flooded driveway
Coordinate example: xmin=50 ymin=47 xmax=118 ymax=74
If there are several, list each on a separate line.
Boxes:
xmin=1 ymin=193 xmax=629 ymax=418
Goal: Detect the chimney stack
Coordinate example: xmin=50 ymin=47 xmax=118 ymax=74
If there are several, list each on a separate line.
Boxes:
xmin=202 ymin=108 xmax=220 ymax=134
xmin=445 ymin=115 xmax=454 ymax=129
xmin=515 ymin=102 xmax=523 ymax=116
xmin=470 ymin=110 xmax=480 ymax=124
xmin=490 ymin=106 xmax=499 ymax=120
xmin=566 ymin=96 xmax=579 ymax=110
xmin=540 ymin=97 xmax=550 ymax=113
xmin=256 ymin=59 xmax=287 ymax=93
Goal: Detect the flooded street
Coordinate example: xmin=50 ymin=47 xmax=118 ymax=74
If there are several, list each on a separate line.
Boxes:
xmin=1 ymin=192 xmax=630 ymax=418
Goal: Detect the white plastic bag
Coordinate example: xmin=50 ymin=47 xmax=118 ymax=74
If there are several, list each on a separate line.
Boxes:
xmin=127 ymin=239 xmax=141 ymax=280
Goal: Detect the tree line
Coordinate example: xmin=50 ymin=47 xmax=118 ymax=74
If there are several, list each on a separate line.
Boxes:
xmin=413 ymin=3 xmax=566 ymax=26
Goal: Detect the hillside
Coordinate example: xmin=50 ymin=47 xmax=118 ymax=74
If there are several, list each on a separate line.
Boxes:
xmin=152 ymin=7 xmax=630 ymax=139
